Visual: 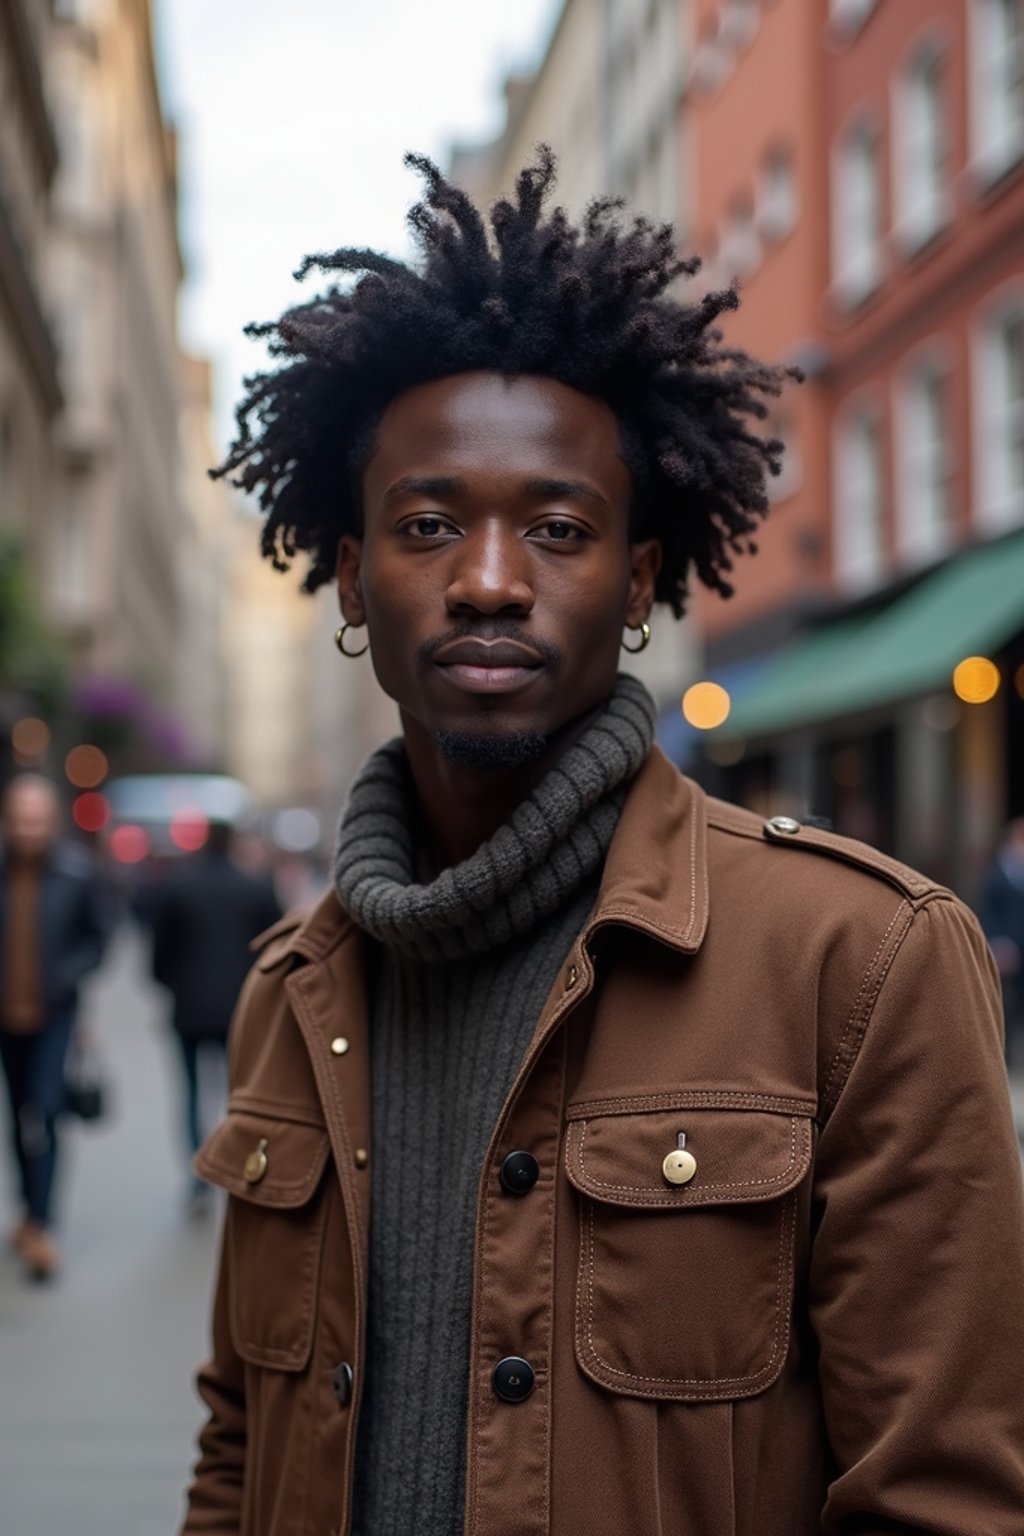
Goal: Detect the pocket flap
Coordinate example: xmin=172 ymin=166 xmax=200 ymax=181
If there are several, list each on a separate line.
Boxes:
xmin=195 ymin=1109 xmax=330 ymax=1207
xmin=565 ymin=1094 xmax=814 ymax=1209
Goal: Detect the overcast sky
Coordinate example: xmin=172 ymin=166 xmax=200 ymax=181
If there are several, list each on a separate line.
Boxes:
xmin=155 ymin=0 xmax=560 ymax=450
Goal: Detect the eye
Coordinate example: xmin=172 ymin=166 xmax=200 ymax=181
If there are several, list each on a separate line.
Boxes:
xmin=402 ymin=515 xmax=454 ymax=539
xmin=533 ymin=519 xmax=587 ymax=543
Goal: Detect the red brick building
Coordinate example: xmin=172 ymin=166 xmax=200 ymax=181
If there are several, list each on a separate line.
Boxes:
xmin=682 ymin=0 xmax=1024 ymax=893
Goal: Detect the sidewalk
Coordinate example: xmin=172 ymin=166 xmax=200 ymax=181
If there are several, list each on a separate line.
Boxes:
xmin=0 ymin=926 xmax=220 ymax=1536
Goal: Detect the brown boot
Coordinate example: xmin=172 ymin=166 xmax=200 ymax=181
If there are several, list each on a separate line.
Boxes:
xmin=19 ymin=1222 xmax=59 ymax=1282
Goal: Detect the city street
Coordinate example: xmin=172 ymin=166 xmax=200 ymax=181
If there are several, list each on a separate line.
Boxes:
xmin=0 ymin=925 xmax=221 ymax=1536
xmin=1 ymin=922 xmax=1023 ymax=1536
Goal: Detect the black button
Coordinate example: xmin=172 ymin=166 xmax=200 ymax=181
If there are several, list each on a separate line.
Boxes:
xmin=500 ymin=1151 xmax=539 ymax=1195
xmin=332 ymin=1361 xmax=353 ymax=1407
xmin=492 ymin=1356 xmax=535 ymax=1403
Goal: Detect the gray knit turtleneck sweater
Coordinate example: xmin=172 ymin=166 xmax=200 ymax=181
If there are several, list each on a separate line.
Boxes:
xmin=334 ymin=674 xmax=656 ymax=1536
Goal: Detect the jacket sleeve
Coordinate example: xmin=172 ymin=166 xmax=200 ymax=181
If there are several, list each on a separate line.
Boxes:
xmin=180 ymin=1219 xmax=247 ymax=1534
xmin=810 ymin=894 xmax=1024 ymax=1533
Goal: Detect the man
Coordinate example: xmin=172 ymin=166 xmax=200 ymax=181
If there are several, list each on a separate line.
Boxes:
xmin=0 ymin=774 xmax=109 ymax=1279
xmin=149 ymin=819 xmax=281 ymax=1211
xmin=182 ymin=154 xmax=1024 ymax=1535
xmin=979 ymin=815 xmax=1024 ymax=1067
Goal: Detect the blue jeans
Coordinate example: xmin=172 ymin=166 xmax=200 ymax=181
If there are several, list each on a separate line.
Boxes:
xmin=176 ymin=1035 xmax=226 ymax=1162
xmin=0 ymin=1012 xmax=76 ymax=1226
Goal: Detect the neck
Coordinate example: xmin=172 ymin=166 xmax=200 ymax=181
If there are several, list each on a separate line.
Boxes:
xmin=399 ymin=699 xmax=606 ymax=875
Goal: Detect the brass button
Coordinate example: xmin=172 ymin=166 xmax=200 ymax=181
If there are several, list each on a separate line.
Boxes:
xmin=566 ymin=964 xmax=578 ymax=990
xmin=354 ymin=1148 xmax=369 ymax=1169
xmin=765 ymin=815 xmax=801 ymax=837
xmin=244 ymin=1138 xmax=268 ymax=1184
xmin=330 ymin=1037 xmax=350 ymax=1056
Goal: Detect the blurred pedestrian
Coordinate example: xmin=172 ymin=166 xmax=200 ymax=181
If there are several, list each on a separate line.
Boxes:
xmin=978 ymin=816 xmax=1024 ymax=1068
xmin=149 ymin=820 xmax=280 ymax=1212
xmin=0 ymin=774 xmax=110 ymax=1280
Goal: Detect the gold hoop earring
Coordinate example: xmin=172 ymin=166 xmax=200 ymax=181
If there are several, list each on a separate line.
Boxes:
xmin=335 ymin=623 xmax=369 ymax=658
xmin=621 ymin=621 xmax=651 ymax=655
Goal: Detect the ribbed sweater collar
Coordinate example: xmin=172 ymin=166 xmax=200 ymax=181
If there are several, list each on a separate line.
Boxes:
xmin=333 ymin=673 xmax=656 ymax=963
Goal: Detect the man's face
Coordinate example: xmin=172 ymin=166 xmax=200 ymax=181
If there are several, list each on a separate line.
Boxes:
xmin=336 ymin=372 xmax=660 ymax=761
xmin=2 ymin=779 xmax=60 ymax=860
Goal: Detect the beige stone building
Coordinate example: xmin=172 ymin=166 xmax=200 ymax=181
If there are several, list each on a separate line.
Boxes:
xmin=0 ymin=0 xmax=61 ymax=563
xmin=220 ymin=508 xmax=397 ymax=815
xmin=45 ymin=0 xmax=184 ymax=704
xmin=175 ymin=354 xmax=230 ymax=767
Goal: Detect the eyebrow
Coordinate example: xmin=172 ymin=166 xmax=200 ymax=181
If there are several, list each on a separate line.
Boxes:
xmin=381 ymin=475 xmax=469 ymax=506
xmin=379 ymin=473 xmax=610 ymax=511
xmin=520 ymin=477 xmax=609 ymax=511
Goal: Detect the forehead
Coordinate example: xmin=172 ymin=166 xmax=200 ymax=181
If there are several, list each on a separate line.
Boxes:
xmin=365 ymin=372 xmax=628 ymax=496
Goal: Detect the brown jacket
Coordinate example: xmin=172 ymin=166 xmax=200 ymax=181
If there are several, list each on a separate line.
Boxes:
xmin=183 ymin=750 xmax=1024 ymax=1536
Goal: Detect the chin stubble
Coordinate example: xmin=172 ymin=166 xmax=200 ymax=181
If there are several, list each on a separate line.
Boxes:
xmin=434 ymin=729 xmax=548 ymax=769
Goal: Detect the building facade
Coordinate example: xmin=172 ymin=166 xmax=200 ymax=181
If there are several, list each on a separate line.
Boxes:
xmin=687 ymin=0 xmax=1024 ymax=895
xmin=0 ymin=0 xmax=61 ymax=568
xmin=45 ymin=0 xmax=184 ymax=706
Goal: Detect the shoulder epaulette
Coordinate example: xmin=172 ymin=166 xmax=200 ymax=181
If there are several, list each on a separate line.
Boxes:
xmin=706 ymin=800 xmax=941 ymax=903
xmin=249 ymin=909 xmax=307 ymax=971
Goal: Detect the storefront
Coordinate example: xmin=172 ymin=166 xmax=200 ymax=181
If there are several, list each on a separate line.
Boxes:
xmin=671 ymin=530 xmax=1024 ymax=900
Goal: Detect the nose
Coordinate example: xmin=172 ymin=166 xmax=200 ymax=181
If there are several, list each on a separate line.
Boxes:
xmin=444 ymin=521 xmax=534 ymax=617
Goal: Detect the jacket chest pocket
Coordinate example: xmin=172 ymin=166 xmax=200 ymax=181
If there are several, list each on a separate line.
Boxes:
xmin=196 ymin=1108 xmax=331 ymax=1370
xmin=564 ymin=1096 xmax=814 ymax=1401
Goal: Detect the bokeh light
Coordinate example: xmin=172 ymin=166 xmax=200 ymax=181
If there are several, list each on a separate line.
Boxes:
xmin=11 ymin=717 xmax=50 ymax=763
xmin=170 ymin=808 xmax=209 ymax=852
xmin=682 ymin=681 xmax=731 ymax=730
xmin=72 ymin=792 xmax=111 ymax=833
xmin=110 ymin=824 xmax=150 ymax=863
xmin=952 ymin=656 xmax=1000 ymax=704
xmin=272 ymin=806 xmax=321 ymax=853
xmin=65 ymin=744 xmax=109 ymax=789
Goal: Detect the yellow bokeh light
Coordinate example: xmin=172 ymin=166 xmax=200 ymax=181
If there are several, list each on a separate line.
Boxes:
xmin=11 ymin=717 xmax=50 ymax=760
xmin=65 ymin=744 xmax=110 ymax=789
xmin=682 ymin=681 xmax=731 ymax=730
xmin=952 ymin=656 xmax=1000 ymax=705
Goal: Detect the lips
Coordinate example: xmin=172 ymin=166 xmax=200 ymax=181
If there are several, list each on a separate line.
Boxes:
xmin=431 ymin=638 xmax=547 ymax=696
xmin=433 ymin=640 xmax=544 ymax=670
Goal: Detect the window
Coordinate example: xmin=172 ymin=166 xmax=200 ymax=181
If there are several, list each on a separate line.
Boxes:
xmin=896 ymin=358 xmax=954 ymax=563
xmin=830 ymin=0 xmax=877 ymax=35
xmin=893 ymin=42 xmax=949 ymax=251
xmin=975 ymin=297 xmax=1024 ymax=531
xmin=767 ymin=414 xmax=801 ymax=504
xmin=55 ymin=93 xmax=98 ymax=212
xmin=719 ymin=0 xmax=759 ymax=50
xmin=719 ymin=196 xmax=761 ymax=280
xmin=969 ymin=0 xmax=1024 ymax=182
xmin=51 ymin=490 xmax=91 ymax=614
xmin=834 ymin=407 xmax=884 ymax=588
xmin=757 ymin=147 xmax=798 ymax=243
xmin=833 ymin=120 xmax=882 ymax=305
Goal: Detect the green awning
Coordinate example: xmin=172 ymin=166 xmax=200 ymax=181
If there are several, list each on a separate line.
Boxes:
xmin=725 ymin=531 xmax=1024 ymax=740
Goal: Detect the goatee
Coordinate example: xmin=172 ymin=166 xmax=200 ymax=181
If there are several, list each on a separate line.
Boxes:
xmin=435 ymin=729 xmax=548 ymax=769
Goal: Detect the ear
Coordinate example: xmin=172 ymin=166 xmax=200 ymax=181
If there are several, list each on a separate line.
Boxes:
xmin=624 ymin=538 xmax=662 ymax=627
xmin=336 ymin=535 xmax=366 ymax=626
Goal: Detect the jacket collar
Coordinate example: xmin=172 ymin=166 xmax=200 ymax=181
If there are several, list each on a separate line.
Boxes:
xmin=271 ymin=745 xmax=709 ymax=969
xmin=584 ymin=745 xmax=708 ymax=954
